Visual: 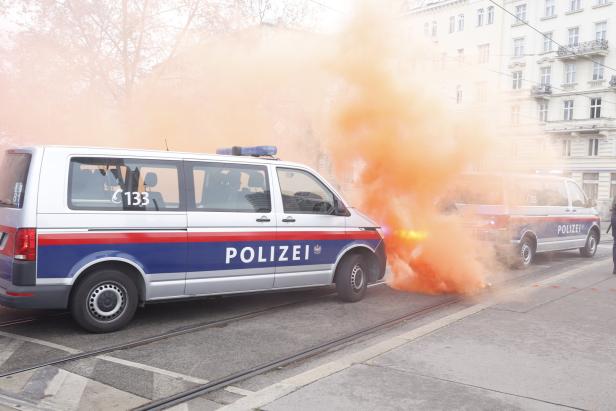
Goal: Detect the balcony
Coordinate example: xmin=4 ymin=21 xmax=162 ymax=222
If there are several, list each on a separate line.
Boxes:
xmin=557 ymin=39 xmax=609 ymax=59
xmin=531 ymin=84 xmax=552 ymax=98
xmin=545 ymin=118 xmax=616 ymax=134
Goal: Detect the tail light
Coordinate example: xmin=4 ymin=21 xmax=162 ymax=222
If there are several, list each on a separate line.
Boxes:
xmin=487 ymin=215 xmax=510 ymax=230
xmin=14 ymin=228 xmax=36 ymax=261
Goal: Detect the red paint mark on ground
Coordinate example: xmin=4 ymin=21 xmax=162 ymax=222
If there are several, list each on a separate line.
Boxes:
xmin=551 ymin=285 xmax=560 ymax=289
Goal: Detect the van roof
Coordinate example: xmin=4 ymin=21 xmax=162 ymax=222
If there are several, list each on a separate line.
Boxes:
xmin=10 ymin=145 xmax=309 ymax=169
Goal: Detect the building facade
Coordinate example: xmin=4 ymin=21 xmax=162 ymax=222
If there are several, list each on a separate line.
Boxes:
xmin=406 ymin=0 xmax=616 ymax=215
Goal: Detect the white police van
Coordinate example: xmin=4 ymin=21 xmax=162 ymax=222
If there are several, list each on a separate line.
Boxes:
xmin=0 ymin=146 xmax=386 ymax=332
xmin=444 ymin=173 xmax=601 ymax=267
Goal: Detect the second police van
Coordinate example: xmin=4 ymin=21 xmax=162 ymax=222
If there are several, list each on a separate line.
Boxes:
xmin=0 ymin=146 xmax=386 ymax=332
xmin=443 ymin=173 xmax=601 ymax=267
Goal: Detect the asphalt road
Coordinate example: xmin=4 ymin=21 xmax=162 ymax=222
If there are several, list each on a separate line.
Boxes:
xmin=0 ymin=246 xmax=611 ymax=410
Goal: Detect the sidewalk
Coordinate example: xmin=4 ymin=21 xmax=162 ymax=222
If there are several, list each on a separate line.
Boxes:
xmin=233 ymin=258 xmax=616 ymax=411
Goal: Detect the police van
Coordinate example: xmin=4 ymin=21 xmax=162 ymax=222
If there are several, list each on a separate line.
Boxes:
xmin=0 ymin=146 xmax=386 ymax=332
xmin=443 ymin=173 xmax=601 ymax=267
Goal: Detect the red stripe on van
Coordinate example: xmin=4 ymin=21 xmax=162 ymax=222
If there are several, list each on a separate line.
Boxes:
xmin=38 ymin=230 xmax=381 ymax=246
xmin=39 ymin=232 xmax=187 ymax=246
xmin=509 ymin=216 xmax=600 ymax=223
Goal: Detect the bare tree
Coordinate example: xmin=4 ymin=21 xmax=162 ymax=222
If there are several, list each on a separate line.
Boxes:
xmin=0 ymin=0 xmax=317 ymax=105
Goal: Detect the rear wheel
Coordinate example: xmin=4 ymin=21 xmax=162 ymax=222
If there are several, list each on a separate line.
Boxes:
xmin=580 ymin=229 xmax=599 ymax=258
xmin=70 ymin=269 xmax=138 ymax=333
xmin=516 ymin=237 xmax=535 ymax=269
xmin=335 ymin=254 xmax=368 ymax=302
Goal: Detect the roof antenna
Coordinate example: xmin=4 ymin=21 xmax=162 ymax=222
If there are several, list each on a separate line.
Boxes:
xmin=164 ymin=138 xmax=169 ymax=151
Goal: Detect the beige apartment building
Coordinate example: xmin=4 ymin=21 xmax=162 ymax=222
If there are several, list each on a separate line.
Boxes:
xmin=407 ymin=0 xmax=616 ymax=215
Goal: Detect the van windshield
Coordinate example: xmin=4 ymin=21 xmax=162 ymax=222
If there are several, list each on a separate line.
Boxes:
xmin=443 ymin=175 xmax=505 ymax=206
xmin=0 ymin=153 xmax=31 ymax=208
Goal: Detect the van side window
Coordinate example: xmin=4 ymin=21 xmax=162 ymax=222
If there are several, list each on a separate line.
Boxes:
xmin=511 ymin=179 xmax=568 ymax=206
xmin=277 ymin=168 xmax=335 ymax=215
xmin=187 ymin=162 xmax=271 ymax=213
xmin=567 ymin=181 xmax=587 ymax=207
xmin=68 ymin=158 xmax=182 ymax=211
xmin=542 ymin=180 xmax=569 ymax=207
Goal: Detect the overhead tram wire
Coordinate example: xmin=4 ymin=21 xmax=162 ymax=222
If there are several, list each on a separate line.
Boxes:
xmin=487 ymin=0 xmax=616 ymax=74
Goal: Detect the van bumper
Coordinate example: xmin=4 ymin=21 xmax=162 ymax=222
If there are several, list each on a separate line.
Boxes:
xmin=0 ymin=285 xmax=70 ymax=309
xmin=374 ymin=241 xmax=387 ymax=281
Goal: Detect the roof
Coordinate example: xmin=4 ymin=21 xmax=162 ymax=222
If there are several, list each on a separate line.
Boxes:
xmin=10 ymin=145 xmax=307 ymax=169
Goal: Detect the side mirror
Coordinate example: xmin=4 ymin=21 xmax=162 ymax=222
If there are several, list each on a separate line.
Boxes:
xmin=334 ymin=197 xmax=350 ymax=216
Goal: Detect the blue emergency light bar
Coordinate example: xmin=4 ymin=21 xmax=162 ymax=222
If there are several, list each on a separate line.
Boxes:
xmin=216 ymin=145 xmax=278 ymax=157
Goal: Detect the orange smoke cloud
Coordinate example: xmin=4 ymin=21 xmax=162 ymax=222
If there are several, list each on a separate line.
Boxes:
xmin=324 ymin=3 xmax=495 ymax=294
xmin=0 ymin=1 xmax=515 ymax=295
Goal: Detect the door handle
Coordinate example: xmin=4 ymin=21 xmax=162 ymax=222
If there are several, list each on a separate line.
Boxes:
xmin=572 ymin=209 xmax=577 ymax=212
xmin=282 ymin=216 xmax=296 ymax=223
xmin=256 ymin=216 xmax=271 ymax=223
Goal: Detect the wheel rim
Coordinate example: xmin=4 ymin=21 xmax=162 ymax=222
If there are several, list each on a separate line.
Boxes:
xmin=350 ymin=264 xmax=365 ymax=292
xmin=521 ymin=243 xmax=532 ymax=265
xmin=87 ymin=282 xmax=127 ymax=322
xmin=589 ymin=235 xmax=597 ymax=253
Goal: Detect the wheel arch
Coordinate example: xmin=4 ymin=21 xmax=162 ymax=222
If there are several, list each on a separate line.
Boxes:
xmin=333 ymin=244 xmax=380 ymax=283
xmin=519 ymin=229 xmax=538 ymax=251
xmin=70 ymin=258 xmax=147 ymax=303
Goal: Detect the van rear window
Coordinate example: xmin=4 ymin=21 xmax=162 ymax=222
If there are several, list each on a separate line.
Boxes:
xmin=0 ymin=153 xmax=31 ymax=209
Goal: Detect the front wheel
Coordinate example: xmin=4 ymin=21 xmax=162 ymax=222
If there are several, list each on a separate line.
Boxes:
xmin=335 ymin=254 xmax=368 ymax=302
xmin=580 ymin=230 xmax=599 ymax=258
xmin=70 ymin=269 xmax=138 ymax=333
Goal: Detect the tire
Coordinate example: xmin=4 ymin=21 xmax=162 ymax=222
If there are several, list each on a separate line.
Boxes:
xmin=70 ymin=269 xmax=138 ymax=333
xmin=516 ymin=237 xmax=535 ymax=269
xmin=335 ymin=254 xmax=368 ymax=302
xmin=580 ymin=229 xmax=599 ymax=258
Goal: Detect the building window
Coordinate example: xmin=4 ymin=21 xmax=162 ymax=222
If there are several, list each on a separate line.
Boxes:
xmin=564 ymin=100 xmax=574 ymax=120
xmin=565 ymin=63 xmax=577 ymax=84
xmin=540 ymin=66 xmax=552 ymax=85
xmin=512 ymin=71 xmax=523 ymax=89
xmin=590 ymin=97 xmax=602 ymax=118
xmin=487 ymin=6 xmax=494 ymax=24
xmin=511 ymin=105 xmax=520 ymax=125
xmin=457 ymin=14 xmax=464 ymax=31
xmin=457 ymin=48 xmax=464 ymax=63
xmin=583 ymin=173 xmax=599 ymax=200
xmin=515 ymin=4 xmax=527 ymax=22
xmin=596 ymin=0 xmax=608 ymax=6
xmin=588 ymin=139 xmax=599 ymax=156
xmin=424 ymin=22 xmax=429 ymax=36
xmin=562 ymin=139 xmax=572 ymax=156
xmin=478 ymin=44 xmax=490 ymax=64
xmin=477 ymin=8 xmax=484 ymax=26
xmin=513 ymin=38 xmax=525 ymax=57
xmin=593 ymin=58 xmax=605 ymax=80
xmin=431 ymin=21 xmax=437 ymax=36
xmin=595 ymin=21 xmax=607 ymax=41
xmin=545 ymin=0 xmax=556 ymax=17
xmin=543 ymin=32 xmax=554 ymax=52
xmin=456 ymin=85 xmax=463 ymax=104
xmin=539 ymin=102 xmax=549 ymax=122
xmin=610 ymin=174 xmax=616 ymax=200
xmin=569 ymin=0 xmax=582 ymax=12
xmin=568 ymin=27 xmax=580 ymax=46
xmin=449 ymin=16 xmax=455 ymax=33
xmin=476 ymin=82 xmax=487 ymax=102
